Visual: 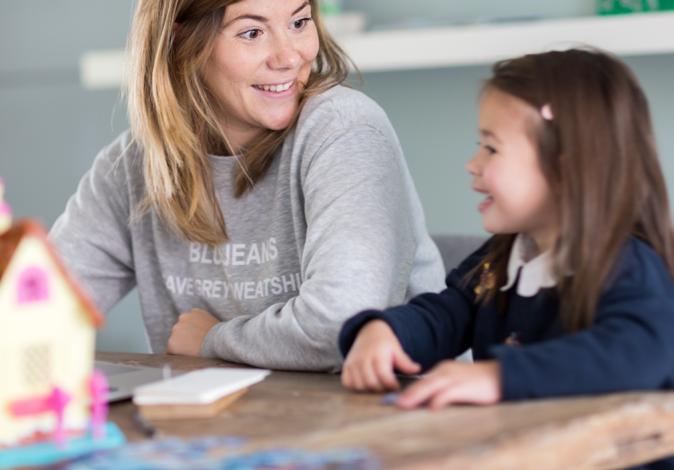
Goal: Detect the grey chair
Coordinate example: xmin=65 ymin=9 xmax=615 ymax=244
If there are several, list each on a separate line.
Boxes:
xmin=432 ymin=234 xmax=487 ymax=273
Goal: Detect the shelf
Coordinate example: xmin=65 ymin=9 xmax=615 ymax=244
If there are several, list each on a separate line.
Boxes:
xmin=341 ymin=11 xmax=674 ymax=72
xmin=80 ymin=12 xmax=674 ymax=89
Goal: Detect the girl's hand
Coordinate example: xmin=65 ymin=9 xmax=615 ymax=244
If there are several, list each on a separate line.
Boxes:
xmin=396 ymin=360 xmax=502 ymax=410
xmin=167 ymin=308 xmax=220 ymax=356
xmin=341 ymin=320 xmax=421 ymax=392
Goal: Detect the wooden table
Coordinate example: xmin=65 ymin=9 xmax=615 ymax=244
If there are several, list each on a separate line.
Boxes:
xmin=99 ymin=352 xmax=674 ymax=469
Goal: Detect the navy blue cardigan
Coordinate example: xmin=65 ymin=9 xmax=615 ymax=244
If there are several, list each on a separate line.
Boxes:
xmin=339 ymin=236 xmax=674 ymax=401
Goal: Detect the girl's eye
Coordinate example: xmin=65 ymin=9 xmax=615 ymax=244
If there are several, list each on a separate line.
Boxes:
xmin=239 ymin=28 xmax=263 ymax=40
xmin=477 ymin=142 xmax=497 ymax=155
xmin=292 ymin=17 xmax=312 ymax=30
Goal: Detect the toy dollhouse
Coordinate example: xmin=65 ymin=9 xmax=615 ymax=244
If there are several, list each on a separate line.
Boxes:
xmin=0 ymin=178 xmax=124 ymax=468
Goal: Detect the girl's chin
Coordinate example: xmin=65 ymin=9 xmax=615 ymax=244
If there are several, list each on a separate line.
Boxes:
xmin=482 ymin=219 xmax=504 ymax=234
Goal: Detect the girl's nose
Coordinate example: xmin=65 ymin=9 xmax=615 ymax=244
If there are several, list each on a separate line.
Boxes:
xmin=465 ymin=153 xmax=481 ymax=176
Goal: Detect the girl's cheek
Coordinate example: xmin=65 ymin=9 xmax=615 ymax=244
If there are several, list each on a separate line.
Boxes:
xmin=482 ymin=167 xmax=497 ymax=190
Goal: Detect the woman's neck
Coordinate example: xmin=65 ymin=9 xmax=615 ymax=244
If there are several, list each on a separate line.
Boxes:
xmin=216 ymin=123 xmax=265 ymax=156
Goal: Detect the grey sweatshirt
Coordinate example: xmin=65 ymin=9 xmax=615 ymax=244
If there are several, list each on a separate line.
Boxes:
xmin=50 ymin=86 xmax=445 ymax=371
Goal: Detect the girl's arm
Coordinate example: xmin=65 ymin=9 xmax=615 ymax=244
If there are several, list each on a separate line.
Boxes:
xmin=491 ymin=242 xmax=674 ymax=400
xmin=339 ymin=247 xmax=486 ymax=371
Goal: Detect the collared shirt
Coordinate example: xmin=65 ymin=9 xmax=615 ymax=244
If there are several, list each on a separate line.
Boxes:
xmin=500 ymin=234 xmax=557 ymax=297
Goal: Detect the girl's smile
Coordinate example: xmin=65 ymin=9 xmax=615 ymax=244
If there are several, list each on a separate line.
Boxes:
xmin=478 ymin=195 xmax=494 ymax=214
xmin=472 ymin=186 xmax=494 ymax=214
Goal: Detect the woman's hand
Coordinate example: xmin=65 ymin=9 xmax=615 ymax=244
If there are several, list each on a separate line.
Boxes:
xmin=396 ymin=360 xmax=502 ymax=410
xmin=166 ymin=308 xmax=220 ymax=356
xmin=341 ymin=320 xmax=421 ymax=392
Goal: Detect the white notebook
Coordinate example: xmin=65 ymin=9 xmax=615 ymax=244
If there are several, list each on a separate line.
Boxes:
xmin=133 ymin=368 xmax=270 ymax=406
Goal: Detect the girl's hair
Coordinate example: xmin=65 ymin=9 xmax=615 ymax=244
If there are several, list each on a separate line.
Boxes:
xmin=474 ymin=48 xmax=674 ymax=331
xmin=127 ymin=0 xmax=351 ymax=245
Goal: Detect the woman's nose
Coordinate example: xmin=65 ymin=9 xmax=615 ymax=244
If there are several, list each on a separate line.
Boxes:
xmin=268 ymin=36 xmax=301 ymax=70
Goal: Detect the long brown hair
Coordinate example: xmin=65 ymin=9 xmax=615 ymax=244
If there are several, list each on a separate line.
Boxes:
xmin=127 ymin=0 xmax=352 ymax=245
xmin=473 ymin=48 xmax=674 ymax=331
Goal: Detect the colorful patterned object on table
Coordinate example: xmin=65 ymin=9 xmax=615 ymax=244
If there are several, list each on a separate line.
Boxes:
xmin=0 ymin=423 xmax=125 ymax=469
xmin=64 ymin=435 xmax=379 ymax=470
xmin=596 ymin=0 xmax=674 ymax=14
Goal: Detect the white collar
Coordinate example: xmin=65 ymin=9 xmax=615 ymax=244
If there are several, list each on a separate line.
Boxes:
xmin=500 ymin=234 xmax=557 ymax=297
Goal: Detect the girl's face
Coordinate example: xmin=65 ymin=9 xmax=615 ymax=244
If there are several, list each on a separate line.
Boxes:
xmin=202 ymin=0 xmax=319 ymax=152
xmin=466 ymin=88 xmax=557 ymax=252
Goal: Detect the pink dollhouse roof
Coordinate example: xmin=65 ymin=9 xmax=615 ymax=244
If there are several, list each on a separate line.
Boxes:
xmin=0 ymin=219 xmax=104 ymax=328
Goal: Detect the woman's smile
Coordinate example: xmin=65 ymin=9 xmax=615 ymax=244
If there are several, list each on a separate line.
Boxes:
xmin=252 ymin=79 xmax=297 ymax=98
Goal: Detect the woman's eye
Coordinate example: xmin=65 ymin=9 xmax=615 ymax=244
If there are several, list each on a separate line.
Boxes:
xmin=240 ymin=28 xmax=263 ymax=40
xmin=292 ymin=17 xmax=312 ymax=30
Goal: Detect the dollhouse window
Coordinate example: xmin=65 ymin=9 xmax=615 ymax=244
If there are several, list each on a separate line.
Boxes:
xmin=22 ymin=344 xmax=51 ymax=387
xmin=17 ymin=266 xmax=50 ymax=303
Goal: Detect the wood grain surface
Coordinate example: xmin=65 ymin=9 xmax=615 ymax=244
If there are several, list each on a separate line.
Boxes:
xmin=98 ymin=351 xmax=674 ymax=469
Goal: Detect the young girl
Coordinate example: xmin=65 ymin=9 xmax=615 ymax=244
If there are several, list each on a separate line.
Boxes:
xmin=339 ymin=48 xmax=674 ymax=408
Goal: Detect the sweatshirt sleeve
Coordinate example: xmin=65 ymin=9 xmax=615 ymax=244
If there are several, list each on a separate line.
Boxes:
xmin=339 ymin=246 xmax=486 ymax=371
xmin=49 ymin=140 xmax=136 ymax=312
xmin=201 ymin=123 xmax=439 ymax=371
xmin=491 ymin=270 xmax=674 ymax=400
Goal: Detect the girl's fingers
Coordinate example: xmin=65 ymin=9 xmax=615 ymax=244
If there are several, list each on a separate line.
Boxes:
xmin=393 ymin=350 xmax=421 ymax=375
xmin=374 ymin=355 xmax=400 ymax=390
xmin=396 ymin=376 xmax=449 ymax=409
xmin=348 ymin=363 xmax=365 ymax=391
xmin=341 ymin=367 xmax=352 ymax=389
xmin=343 ymin=349 xmax=370 ymax=390
xmin=428 ymin=386 xmax=459 ymax=410
xmin=361 ymin=359 xmax=385 ymax=392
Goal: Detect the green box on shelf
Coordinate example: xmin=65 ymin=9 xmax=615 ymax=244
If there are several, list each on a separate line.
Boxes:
xmin=596 ymin=0 xmax=674 ymax=15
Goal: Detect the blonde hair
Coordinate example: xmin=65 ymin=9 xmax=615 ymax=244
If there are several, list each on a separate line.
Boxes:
xmin=127 ymin=0 xmax=351 ymax=245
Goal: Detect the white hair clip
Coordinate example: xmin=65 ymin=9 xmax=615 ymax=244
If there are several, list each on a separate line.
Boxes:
xmin=541 ymin=104 xmax=554 ymax=121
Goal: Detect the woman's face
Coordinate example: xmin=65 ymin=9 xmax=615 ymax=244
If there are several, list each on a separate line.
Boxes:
xmin=202 ymin=0 xmax=319 ymax=152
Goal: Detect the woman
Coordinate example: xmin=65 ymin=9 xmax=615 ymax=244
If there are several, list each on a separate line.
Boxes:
xmin=51 ymin=0 xmax=444 ymax=371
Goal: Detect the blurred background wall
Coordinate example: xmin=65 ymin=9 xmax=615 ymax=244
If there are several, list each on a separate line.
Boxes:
xmin=2 ymin=1 xmax=673 ymax=352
